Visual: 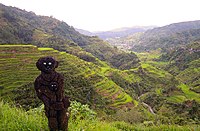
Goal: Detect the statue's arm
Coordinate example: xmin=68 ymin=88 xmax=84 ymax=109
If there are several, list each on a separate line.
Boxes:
xmin=34 ymin=78 xmax=50 ymax=107
xmin=58 ymin=74 xmax=70 ymax=108
xmin=57 ymin=74 xmax=64 ymax=101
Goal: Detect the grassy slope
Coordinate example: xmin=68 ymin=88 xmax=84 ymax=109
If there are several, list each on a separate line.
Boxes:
xmin=176 ymin=59 xmax=200 ymax=93
xmin=0 ymin=45 xmax=134 ymax=110
xmin=1 ymin=101 xmax=199 ymax=131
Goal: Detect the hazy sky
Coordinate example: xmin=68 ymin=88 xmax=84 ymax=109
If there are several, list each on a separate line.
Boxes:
xmin=0 ymin=0 xmax=200 ymax=31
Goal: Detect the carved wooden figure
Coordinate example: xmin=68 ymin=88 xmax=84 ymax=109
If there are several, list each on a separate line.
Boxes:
xmin=34 ymin=56 xmax=70 ymax=131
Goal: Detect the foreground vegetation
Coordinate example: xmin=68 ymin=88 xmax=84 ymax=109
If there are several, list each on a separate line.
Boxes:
xmin=1 ymin=100 xmax=199 ymax=131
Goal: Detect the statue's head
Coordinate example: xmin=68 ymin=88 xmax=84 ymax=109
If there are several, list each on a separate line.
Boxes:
xmin=36 ymin=56 xmax=58 ymax=73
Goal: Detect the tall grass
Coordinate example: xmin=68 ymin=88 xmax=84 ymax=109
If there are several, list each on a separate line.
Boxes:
xmin=0 ymin=101 xmax=48 ymax=130
xmin=0 ymin=101 xmax=200 ymax=131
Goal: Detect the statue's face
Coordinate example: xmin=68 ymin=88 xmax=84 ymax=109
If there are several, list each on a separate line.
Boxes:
xmin=36 ymin=57 xmax=58 ymax=73
xmin=42 ymin=60 xmax=54 ymax=72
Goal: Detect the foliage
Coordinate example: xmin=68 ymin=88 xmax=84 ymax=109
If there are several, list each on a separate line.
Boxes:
xmin=112 ymin=107 xmax=145 ymax=124
xmin=1 ymin=101 xmax=200 ymax=131
xmin=0 ymin=101 xmax=48 ymax=130
xmin=159 ymin=42 xmax=200 ymax=94
xmin=69 ymin=101 xmax=97 ymax=120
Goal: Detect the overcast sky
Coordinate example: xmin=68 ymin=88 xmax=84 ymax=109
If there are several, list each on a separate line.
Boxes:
xmin=0 ymin=0 xmax=200 ymax=31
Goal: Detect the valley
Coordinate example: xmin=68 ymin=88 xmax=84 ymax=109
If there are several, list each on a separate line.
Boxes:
xmin=0 ymin=3 xmax=200 ymax=130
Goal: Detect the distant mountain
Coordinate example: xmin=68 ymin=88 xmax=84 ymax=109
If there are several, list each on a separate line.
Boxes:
xmin=131 ymin=20 xmax=200 ymax=52
xmin=75 ymin=26 xmax=155 ymax=50
xmin=0 ymin=3 xmax=139 ymax=70
xmin=93 ymin=26 xmax=155 ymax=40
xmin=75 ymin=26 xmax=155 ymax=40
xmin=75 ymin=28 xmax=94 ymax=36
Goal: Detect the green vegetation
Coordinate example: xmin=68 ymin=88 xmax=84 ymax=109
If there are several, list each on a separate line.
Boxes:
xmin=0 ymin=3 xmax=200 ymax=130
xmin=0 ymin=101 xmax=200 ymax=131
xmin=0 ymin=101 xmax=48 ymax=130
xmin=1 ymin=44 xmax=199 ymax=128
xmin=1 ymin=101 xmax=200 ymax=131
xmin=0 ymin=45 xmax=135 ymax=110
xmin=131 ymin=21 xmax=200 ymax=52
xmin=159 ymin=42 xmax=200 ymax=94
xmin=178 ymin=84 xmax=200 ymax=102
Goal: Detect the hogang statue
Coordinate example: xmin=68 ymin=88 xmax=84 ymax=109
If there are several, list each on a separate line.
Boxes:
xmin=34 ymin=56 xmax=70 ymax=131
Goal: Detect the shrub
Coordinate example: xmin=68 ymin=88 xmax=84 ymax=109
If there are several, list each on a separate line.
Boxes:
xmin=69 ymin=100 xmax=97 ymax=120
xmin=112 ymin=108 xmax=144 ymax=124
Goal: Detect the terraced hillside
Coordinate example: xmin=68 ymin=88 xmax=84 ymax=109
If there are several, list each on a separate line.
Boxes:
xmin=159 ymin=42 xmax=200 ymax=94
xmin=131 ymin=39 xmax=200 ymax=122
xmin=0 ymin=45 xmax=200 ymax=124
xmin=0 ymin=45 xmax=135 ymax=110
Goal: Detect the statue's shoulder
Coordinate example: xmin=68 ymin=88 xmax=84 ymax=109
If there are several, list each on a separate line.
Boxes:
xmin=35 ymin=74 xmax=42 ymax=80
xmin=55 ymin=72 xmax=64 ymax=79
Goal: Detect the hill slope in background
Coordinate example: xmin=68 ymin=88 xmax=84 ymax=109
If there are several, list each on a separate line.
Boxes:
xmin=0 ymin=3 xmax=139 ymax=70
xmin=131 ymin=20 xmax=200 ymax=52
xmin=92 ymin=26 xmax=155 ymax=40
xmin=75 ymin=26 xmax=155 ymax=40
xmin=159 ymin=42 xmax=200 ymax=93
xmin=105 ymin=20 xmax=200 ymax=52
xmin=75 ymin=28 xmax=94 ymax=36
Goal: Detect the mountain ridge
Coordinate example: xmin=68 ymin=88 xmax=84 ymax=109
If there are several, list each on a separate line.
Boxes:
xmin=0 ymin=3 xmax=140 ymax=70
xmin=76 ymin=26 xmax=156 ymax=40
xmin=98 ymin=20 xmax=200 ymax=52
xmin=132 ymin=20 xmax=200 ymax=52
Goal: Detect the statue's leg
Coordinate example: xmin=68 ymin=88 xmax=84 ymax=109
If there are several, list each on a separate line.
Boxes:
xmin=48 ymin=110 xmax=58 ymax=131
xmin=57 ymin=109 xmax=69 ymax=131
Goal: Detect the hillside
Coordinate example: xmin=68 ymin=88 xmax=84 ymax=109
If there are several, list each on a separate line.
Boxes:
xmin=131 ymin=20 xmax=200 ymax=52
xmin=0 ymin=3 xmax=139 ymax=70
xmin=0 ymin=45 xmax=136 ymax=110
xmin=106 ymin=20 xmax=200 ymax=52
xmin=1 ymin=45 xmax=200 ymax=125
xmin=159 ymin=42 xmax=200 ymax=93
xmin=97 ymin=20 xmax=200 ymax=52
